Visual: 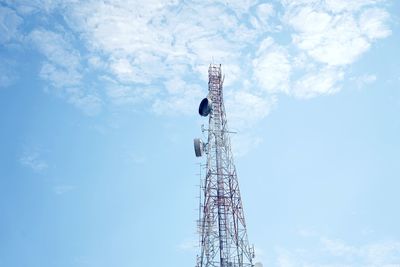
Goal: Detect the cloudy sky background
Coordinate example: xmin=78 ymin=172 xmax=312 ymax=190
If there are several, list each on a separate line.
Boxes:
xmin=1 ymin=0 xmax=400 ymax=266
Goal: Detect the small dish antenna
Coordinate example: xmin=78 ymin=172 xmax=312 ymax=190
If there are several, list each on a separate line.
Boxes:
xmin=199 ymin=97 xmax=212 ymax=117
xmin=194 ymin=138 xmax=205 ymax=157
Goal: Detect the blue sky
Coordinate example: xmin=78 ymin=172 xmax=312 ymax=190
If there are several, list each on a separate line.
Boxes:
xmin=1 ymin=0 xmax=400 ymax=266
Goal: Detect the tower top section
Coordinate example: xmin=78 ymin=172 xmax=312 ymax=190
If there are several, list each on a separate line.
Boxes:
xmin=198 ymin=64 xmax=225 ymax=117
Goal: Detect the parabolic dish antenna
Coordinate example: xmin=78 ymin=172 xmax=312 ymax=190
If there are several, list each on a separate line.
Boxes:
xmin=199 ymin=97 xmax=212 ymax=117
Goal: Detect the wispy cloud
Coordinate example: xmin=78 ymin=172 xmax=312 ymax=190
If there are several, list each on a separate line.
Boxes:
xmin=0 ymin=5 xmax=21 ymax=89
xmin=292 ymin=67 xmax=344 ymax=99
xmin=53 ymin=185 xmax=74 ymax=195
xmin=0 ymin=6 xmax=23 ymax=44
xmin=351 ymin=74 xmax=377 ymax=89
xmin=177 ymin=239 xmax=198 ymax=252
xmin=226 ymin=91 xmax=276 ymax=129
xmin=321 ymin=237 xmax=400 ymax=266
xmin=253 ymin=37 xmax=291 ymax=95
xmin=152 ymin=78 xmax=203 ymax=116
xmin=2 ymin=0 xmax=394 ymax=126
xmin=19 ymin=150 xmax=48 ymax=172
xmin=272 ymin=231 xmax=400 ymax=267
xmin=29 ymin=28 xmax=102 ymax=115
xmin=283 ymin=0 xmax=391 ymax=66
xmin=124 ymin=152 xmax=147 ymax=165
xmin=0 ymin=59 xmax=17 ymax=88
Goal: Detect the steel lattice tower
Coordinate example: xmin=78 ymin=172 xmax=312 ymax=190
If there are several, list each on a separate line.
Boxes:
xmin=194 ymin=64 xmax=255 ymax=267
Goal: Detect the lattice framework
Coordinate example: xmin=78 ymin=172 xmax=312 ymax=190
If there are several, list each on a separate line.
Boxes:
xmin=196 ymin=64 xmax=255 ymax=267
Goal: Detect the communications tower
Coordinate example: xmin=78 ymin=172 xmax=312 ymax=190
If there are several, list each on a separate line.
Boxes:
xmin=193 ymin=64 xmax=255 ymax=267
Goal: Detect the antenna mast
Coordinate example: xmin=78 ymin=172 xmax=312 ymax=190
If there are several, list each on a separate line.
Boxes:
xmin=194 ymin=64 xmax=255 ymax=267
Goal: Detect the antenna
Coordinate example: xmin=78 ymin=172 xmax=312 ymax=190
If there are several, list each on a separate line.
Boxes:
xmin=193 ymin=138 xmax=205 ymax=157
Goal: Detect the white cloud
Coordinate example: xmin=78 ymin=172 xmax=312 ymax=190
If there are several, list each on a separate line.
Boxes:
xmin=164 ymin=76 xmax=187 ymax=95
xmin=352 ymin=74 xmax=377 ymax=89
xmin=254 ymin=246 xmax=266 ymax=265
xmin=0 ymin=6 xmax=23 ymax=44
xmin=283 ymin=1 xmax=390 ymax=66
xmin=321 ymin=238 xmax=400 ymax=266
xmin=65 ymin=88 xmax=102 ymax=116
xmin=324 ymin=0 xmax=384 ymax=13
xmin=256 ymin=3 xmax=275 ymax=23
xmin=127 ymin=153 xmax=146 ymax=165
xmin=0 ymin=59 xmax=17 ymax=88
xmin=53 ymin=185 xmax=74 ymax=195
xmin=87 ymin=55 xmax=105 ymax=69
xmin=30 ymin=28 xmax=82 ymax=88
xmin=29 ymin=28 xmax=103 ymax=115
xmin=226 ymin=90 xmax=276 ymax=129
xmin=0 ymin=7 xmax=22 ymax=88
xmin=221 ymin=0 xmax=258 ymax=17
xmin=106 ymin=84 xmax=158 ymax=106
xmin=276 ymin=248 xmax=296 ymax=267
xmin=109 ymin=58 xmax=153 ymax=85
xmin=2 ymin=0 xmax=394 ymax=129
xmin=321 ymin=237 xmax=359 ymax=256
xmin=65 ymin=0 xmax=178 ymax=54
xmin=20 ymin=151 xmax=48 ymax=172
xmin=293 ymin=67 xmax=344 ymax=99
xmin=177 ymin=239 xmax=198 ymax=252
xmin=5 ymin=0 xmax=63 ymax=14
xmin=30 ymin=28 xmax=81 ymax=71
xmin=221 ymin=64 xmax=243 ymax=87
xmin=251 ymin=3 xmax=276 ymax=31
xmin=253 ymin=38 xmax=291 ymax=94
xmin=231 ymin=133 xmax=263 ymax=158
xmin=152 ymin=89 xmax=203 ymax=116
xmin=272 ymin=234 xmax=400 ymax=267
xmin=37 ymin=0 xmax=389 ymax=132
xmin=359 ymin=8 xmax=392 ymax=40
xmin=0 ymin=72 xmax=14 ymax=88
xmin=58 ymin=0 xmax=258 ymax=117
xmin=288 ymin=11 xmax=369 ymax=66
xmin=39 ymin=62 xmax=81 ymax=88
